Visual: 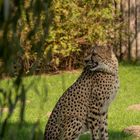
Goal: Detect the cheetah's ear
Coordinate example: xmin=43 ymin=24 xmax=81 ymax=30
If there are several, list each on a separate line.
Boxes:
xmin=91 ymin=44 xmax=98 ymax=54
xmin=107 ymin=45 xmax=113 ymax=58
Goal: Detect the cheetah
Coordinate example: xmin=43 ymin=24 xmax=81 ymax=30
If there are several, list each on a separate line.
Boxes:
xmin=44 ymin=45 xmax=119 ymax=140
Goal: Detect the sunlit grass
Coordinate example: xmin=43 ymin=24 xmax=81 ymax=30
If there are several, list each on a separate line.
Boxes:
xmin=0 ymin=64 xmax=140 ymax=140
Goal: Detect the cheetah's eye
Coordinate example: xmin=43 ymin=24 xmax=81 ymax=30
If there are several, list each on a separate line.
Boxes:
xmin=92 ymin=50 xmax=97 ymax=56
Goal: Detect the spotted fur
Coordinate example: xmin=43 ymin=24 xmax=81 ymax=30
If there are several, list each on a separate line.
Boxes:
xmin=44 ymin=45 xmax=119 ymax=140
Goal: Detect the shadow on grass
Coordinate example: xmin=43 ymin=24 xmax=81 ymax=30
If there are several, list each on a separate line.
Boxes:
xmin=108 ymin=130 xmax=133 ymax=140
xmin=0 ymin=122 xmax=134 ymax=140
xmin=79 ymin=130 xmax=133 ymax=140
xmin=0 ymin=122 xmax=44 ymax=140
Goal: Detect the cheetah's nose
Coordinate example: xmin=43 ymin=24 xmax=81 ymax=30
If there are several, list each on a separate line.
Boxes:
xmin=85 ymin=60 xmax=90 ymax=63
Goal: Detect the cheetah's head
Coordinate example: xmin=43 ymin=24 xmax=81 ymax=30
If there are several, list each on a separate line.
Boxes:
xmin=84 ymin=45 xmax=118 ymax=74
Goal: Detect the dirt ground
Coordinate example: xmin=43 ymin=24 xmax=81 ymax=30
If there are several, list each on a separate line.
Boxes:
xmin=124 ymin=125 xmax=140 ymax=138
xmin=127 ymin=104 xmax=140 ymax=111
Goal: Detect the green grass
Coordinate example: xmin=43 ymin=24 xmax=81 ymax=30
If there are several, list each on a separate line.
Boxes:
xmin=0 ymin=64 xmax=140 ymax=140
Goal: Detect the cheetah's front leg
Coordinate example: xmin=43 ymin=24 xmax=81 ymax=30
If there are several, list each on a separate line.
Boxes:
xmin=99 ymin=113 xmax=108 ymax=140
xmin=88 ymin=116 xmax=100 ymax=140
xmin=59 ymin=117 xmax=83 ymax=140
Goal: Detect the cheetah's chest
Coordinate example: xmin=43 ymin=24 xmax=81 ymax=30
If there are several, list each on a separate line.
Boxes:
xmin=92 ymin=73 xmax=119 ymax=112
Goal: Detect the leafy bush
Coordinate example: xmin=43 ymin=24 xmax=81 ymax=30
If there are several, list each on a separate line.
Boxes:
xmin=45 ymin=0 xmax=121 ymax=70
xmin=0 ymin=0 xmax=123 ymax=75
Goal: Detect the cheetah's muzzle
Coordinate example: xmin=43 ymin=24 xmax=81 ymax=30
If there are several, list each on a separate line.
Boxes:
xmin=87 ymin=61 xmax=98 ymax=70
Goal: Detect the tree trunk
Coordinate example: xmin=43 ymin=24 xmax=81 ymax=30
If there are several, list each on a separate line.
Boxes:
xmin=121 ymin=0 xmax=129 ymax=60
xmin=136 ymin=0 xmax=140 ymax=60
xmin=129 ymin=0 xmax=136 ymax=61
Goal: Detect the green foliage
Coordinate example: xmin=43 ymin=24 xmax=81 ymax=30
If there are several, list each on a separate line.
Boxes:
xmin=0 ymin=0 xmax=126 ymax=74
xmin=0 ymin=0 xmax=53 ymax=76
xmin=45 ymin=0 xmax=121 ymax=70
xmin=0 ymin=0 xmax=124 ymax=74
xmin=0 ymin=0 xmax=52 ymax=139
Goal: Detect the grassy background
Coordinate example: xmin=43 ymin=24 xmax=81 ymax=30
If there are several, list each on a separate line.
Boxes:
xmin=0 ymin=64 xmax=140 ymax=140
